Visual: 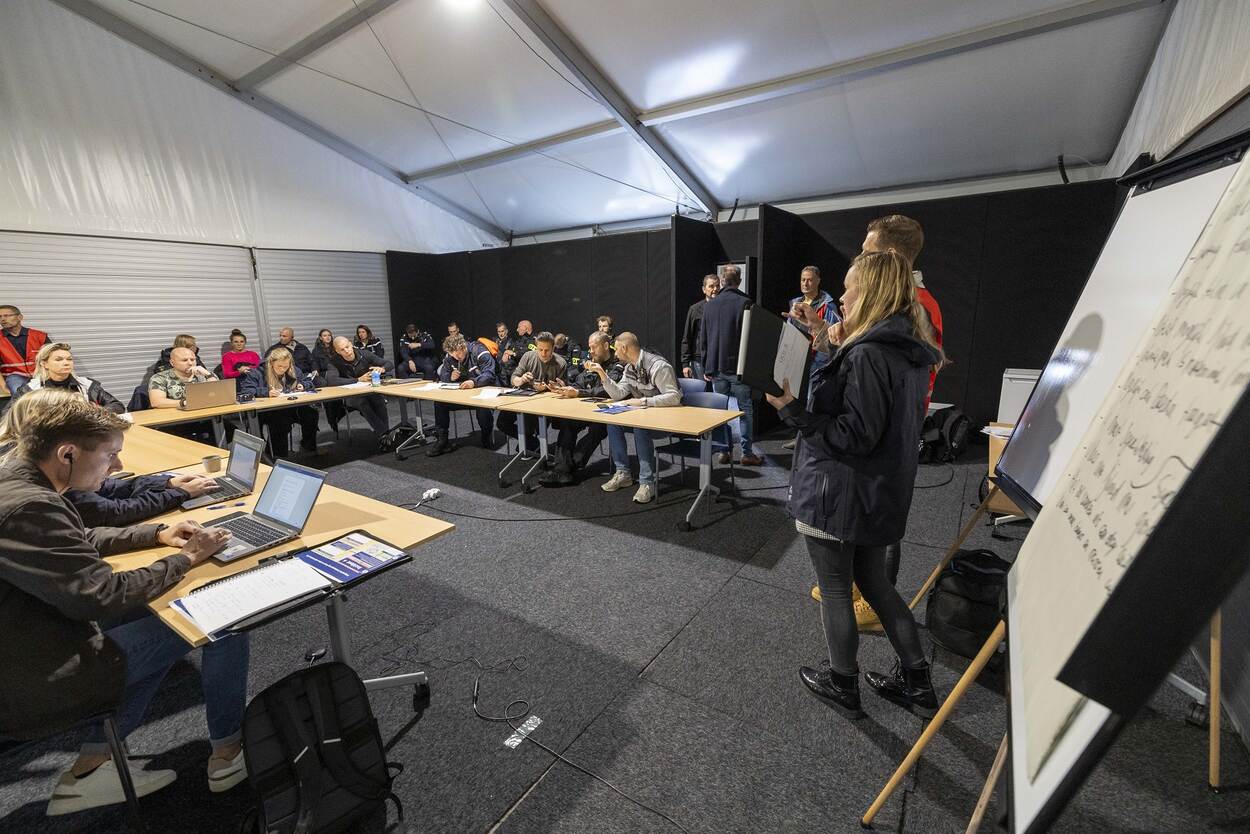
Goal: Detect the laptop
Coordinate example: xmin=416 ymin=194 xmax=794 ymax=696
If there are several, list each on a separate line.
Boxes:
xmin=206 ymin=460 xmax=327 ymax=563
xmin=181 ymin=431 xmax=265 ymax=510
xmin=179 ymin=377 xmax=237 ymax=410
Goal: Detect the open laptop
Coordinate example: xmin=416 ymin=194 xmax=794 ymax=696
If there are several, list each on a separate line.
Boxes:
xmin=206 ymin=460 xmax=327 ymax=563
xmin=181 ymin=430 xmax=265 ymax=510
xmin=179 ymin=377 xmax=237 ymax=410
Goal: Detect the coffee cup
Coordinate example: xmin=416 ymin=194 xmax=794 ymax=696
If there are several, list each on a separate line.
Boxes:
xmin=202 ymin=455 xmax=223 ymax=474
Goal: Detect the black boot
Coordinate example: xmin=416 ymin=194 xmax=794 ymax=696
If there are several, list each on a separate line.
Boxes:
xmin=426 ymin=429 xmax=452 ymax=457
xmin=480 ymin=426 xmax=495 ymax=448
xmin=538 ymin=448 xmax=576 ymax=487
xmin=798 ymin=665 xmax=864 ymax=720
xmin=865 ymin=660 xmax=939 ymax=718
xmin=571 ymin=433 xmax=598 ymax=470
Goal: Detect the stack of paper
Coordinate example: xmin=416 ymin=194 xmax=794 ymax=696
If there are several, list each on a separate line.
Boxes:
xmin=172 ymin=559 xmax=330 ymax=638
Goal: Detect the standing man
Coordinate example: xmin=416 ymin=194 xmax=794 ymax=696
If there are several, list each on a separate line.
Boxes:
xmin=265 ymin=327 xmax=316 ymax=377
xmin=426 ymin=334 xmax=497 ymax=457
xmin=397 ymin=323 xmax=437 ymax=379
xmin=0 ymin=305 xmax=49 ymax=396
xmin=539 ymin=331 xmax=624 ymax=487
xmin=680 ymin=274 xmax=719 ymax=381
xmin=595 ymin=332 xmax=683 ymax=504
xmin=781 ymin=266 xmax=839 ymax=450
xmin=496 ymin=332 xmax=567 ymax=448
xmin=325 ymin=337 xmax=393 ymax=450
xmin=700 ymin=265 xmax=763 ymax=466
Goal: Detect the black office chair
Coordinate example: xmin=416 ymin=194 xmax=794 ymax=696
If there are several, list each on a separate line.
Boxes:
xmin=0 ymin=712 xmax=143 ymax=829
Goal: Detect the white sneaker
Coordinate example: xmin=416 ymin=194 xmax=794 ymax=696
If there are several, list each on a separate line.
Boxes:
xmin=47 ymin=760 xmax=177 ymax=816
xmin=632 ymin=483 xmax=656 ymax=504
xmin=207 ymin=749 xmax=248 ymax=793
xmin=602 ymin=471 xmax=634 ymax=492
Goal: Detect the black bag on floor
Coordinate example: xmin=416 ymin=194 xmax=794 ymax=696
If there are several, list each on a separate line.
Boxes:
xmin=240 ymin=661 xmax=404 ymax=834
xmin=926 ymin=549 xmax=1010 ymax=662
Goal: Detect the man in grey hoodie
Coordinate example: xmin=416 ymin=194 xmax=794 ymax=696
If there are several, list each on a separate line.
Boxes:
xmin=588 ymin=332 xmax=682 ymax=504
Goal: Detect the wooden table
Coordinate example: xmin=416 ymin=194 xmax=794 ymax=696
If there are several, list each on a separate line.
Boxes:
xmin=122 ymin=425 xmax=224 ymax=475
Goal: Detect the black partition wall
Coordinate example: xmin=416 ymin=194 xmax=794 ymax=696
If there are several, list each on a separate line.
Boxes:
xmin=387 ymin=178 xmax=1117 ymax=427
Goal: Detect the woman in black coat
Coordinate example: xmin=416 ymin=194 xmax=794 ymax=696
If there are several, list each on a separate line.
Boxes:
xmin=353 ymin=325 xmax=384 ymax=359
xmin=12 ymin=342 xmax=125 ymax=414
xmin=238 ymin=347 xmax=320 ymax=458
xmin=767 ymin=250 xmax=943 ymax=720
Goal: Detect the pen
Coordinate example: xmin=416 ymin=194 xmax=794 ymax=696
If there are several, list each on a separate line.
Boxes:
xmin=209 ymin=501 xmax=248 ymax=510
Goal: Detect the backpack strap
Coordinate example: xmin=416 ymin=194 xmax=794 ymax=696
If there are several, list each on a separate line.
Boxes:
xmin=270 ymin=683 xmax=323 ymax=834
xmin=306 ymin=670 xmax=405 ymax=822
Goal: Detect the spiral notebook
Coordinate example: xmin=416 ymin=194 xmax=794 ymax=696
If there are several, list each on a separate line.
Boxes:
xmin=171 ymin=558 xmax=331 ymax=639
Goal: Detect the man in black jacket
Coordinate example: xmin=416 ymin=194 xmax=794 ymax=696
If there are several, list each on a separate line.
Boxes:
xmin=397 ymin=323 xmax=437 ymax=379
xmin=538 ymin=332 xmax=624 ymax=486
xmin=264 ymin=327 xmax=316 ymax=377
xmin=700 ymin=265 xmax=763 ymax=465
xmin=425 ymin=333 xmax=498 ymax=456
xmin=326 ymin=337 xmax=393 ymax=446
xmin=680 ymin=274 xmax=719 ymax=381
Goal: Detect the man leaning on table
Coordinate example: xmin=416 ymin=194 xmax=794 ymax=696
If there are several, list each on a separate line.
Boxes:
xmin=591 ymin=332 xmax=682 ymax=505
xmin=0 ymin=391 xmax=248 ymax=815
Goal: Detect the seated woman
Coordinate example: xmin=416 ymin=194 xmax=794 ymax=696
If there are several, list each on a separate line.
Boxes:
xmin=352 ymin=324 xmax=384 ymax=358
xmin=238 ymin=347 xmax=320 ymax=458
xmin=0 ymin=391 xmax=220 ymax=526
xmin=220 ymin=330 xmax=260 ymax=379
xmin=0 ymin=390 xmax=249 ymax=814
xmin=12 ymin=342 xmax=125 ymax=414
xmin=766 ymin=250 xmax=944 ymax=720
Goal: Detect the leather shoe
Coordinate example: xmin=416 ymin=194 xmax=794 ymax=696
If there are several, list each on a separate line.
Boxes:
xmin=799 ymin=665 xmax=865 ymax=719
xmin=717 ymin=452 xmax=732 ymax=465
xmin=865 ymin=660 xmax=939 ymax=718
xmin=740 ymin=454 xmax=765 ymax=466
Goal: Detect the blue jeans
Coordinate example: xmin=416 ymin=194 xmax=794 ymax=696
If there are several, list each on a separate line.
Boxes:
xmin=607 ymin=424 xmax=658 ymax=485
xmin=4 ymin=372 xmax=30 ymax=395
xmin=711 ymin=373 xmax=754 ymax=455
xmin=81 ymin=612 xmax=249 ymax=756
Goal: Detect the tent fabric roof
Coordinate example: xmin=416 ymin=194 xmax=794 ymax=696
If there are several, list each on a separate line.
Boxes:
xmin=72 ymin=0 xmax=1170 ymax=236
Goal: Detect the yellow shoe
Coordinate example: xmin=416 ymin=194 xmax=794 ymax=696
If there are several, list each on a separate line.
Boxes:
xmin=811 ymin=584 xmax=822 ymax=602
xmin=855 ymin=598 xmax=883 ymax=632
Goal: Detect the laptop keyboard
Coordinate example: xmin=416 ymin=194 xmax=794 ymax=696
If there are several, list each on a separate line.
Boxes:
xmin=202 ymin=485 xmax=244 ymax=502
xmin=217 ymin=516 xmax=286 ymax=547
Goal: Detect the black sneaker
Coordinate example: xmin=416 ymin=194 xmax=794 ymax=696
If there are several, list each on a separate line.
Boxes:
xmin=865 ymin=660 xmax=939 ymax=718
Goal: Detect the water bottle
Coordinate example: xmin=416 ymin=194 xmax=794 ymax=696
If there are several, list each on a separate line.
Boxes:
xmin=370 ymin=369 xmax=381 ymax=387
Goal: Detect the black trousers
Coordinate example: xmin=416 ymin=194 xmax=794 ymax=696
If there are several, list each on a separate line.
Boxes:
xmin=349 ymin=394 xmax=390 ymax=435
xmin=260 ymin=405 xmax=319 ymax=458
xmin=552 ymin=419 xmax=606 ymax=464
xmin=433 ymin=403 xmax=493 ymax=434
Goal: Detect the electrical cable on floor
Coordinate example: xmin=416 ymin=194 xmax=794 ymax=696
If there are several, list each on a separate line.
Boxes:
xmin=472 ymin=673 xmax=692 ymax=834
xmin=400 ymin=492 xmax=697 ymax=523
xmin=913 ymin=463 xmax=956 ymax=489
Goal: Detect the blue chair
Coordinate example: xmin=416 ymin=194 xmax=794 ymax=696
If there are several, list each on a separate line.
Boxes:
xmin=656 ymin=391 xmax=737 ymax=493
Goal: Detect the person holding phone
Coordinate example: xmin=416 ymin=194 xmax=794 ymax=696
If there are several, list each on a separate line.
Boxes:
xmin=766 ymin=251 xmax=943 ymax=720
xmin=0 ymin=391 xmax=249 ymax=813
xmin=540 ymin=331 xmax=625 ymax=486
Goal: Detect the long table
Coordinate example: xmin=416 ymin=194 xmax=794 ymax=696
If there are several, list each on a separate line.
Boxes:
xmin=122 ymin=424 xmax=226 ymax=475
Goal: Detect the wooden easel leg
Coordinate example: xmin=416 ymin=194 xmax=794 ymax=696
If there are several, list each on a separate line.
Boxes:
xmin=862 ymin=621 xmax=1007 ymax=828
xmin=965 ymin=733 xmax=1009 ymax=834
xmin=1209 ymin=609 xmax=1222 ymax=792
xmin=909 ymin=487 xmax=999 ymax=610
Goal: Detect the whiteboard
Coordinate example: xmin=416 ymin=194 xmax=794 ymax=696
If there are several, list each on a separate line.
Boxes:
xmin=996 ymin=161 xmax=1240 ymax=513
xmin=1006 ymin=153 xmax=1250 ymax=832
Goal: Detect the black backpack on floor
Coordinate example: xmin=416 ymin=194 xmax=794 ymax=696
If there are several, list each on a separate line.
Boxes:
xmin=241 ymin=662 xmax=404 ymax=834
xmin=925 ymin=549 xmax=1010 ymax=663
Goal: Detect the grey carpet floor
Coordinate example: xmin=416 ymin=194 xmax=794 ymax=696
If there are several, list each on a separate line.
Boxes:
xmin=1 ymin=407 xmax=1247 ymax=833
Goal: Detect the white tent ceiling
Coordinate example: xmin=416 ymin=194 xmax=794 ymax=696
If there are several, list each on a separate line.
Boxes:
xmin=55 ymin=0 xmax=1169 ymax=237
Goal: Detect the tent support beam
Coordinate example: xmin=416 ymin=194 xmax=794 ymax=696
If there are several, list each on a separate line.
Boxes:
xmin=234 ymin=0 xmax=406 ymax=90
xmin=497 ymin=0 xmax=721 ymax=216
xmin=48 ymin=0 xmax=507 ymax=240
xmin=405 ymin=120 xmax=621 ymax=182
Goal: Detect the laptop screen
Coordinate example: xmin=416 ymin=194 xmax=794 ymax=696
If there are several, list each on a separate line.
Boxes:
xmin=225 ymin=432 xmax=263 ymax=486
xmin=253 ymin=461 xmax=325 ymax=531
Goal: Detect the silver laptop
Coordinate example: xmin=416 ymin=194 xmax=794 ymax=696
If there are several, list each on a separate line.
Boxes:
xmin=179 ymin=377 xmax=237 ymax=410
xmin=181 ymin=431 xmax=265 ymax=510
xmin=206 ymin=460 xmax=327 ymax=563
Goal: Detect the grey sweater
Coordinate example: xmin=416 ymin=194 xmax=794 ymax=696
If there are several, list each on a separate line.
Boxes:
xmin=601 ymin=350 xmax=683 ymax=407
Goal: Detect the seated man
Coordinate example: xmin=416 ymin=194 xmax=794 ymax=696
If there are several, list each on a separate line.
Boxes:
xmin=539 ymin=331 xmax=623 ymax=487
xmin=0 ymin=388 xmax=219 ymax=526
xmin=397 ymin=323 xmax=437 ymax=379
xmin=495 ymin=331 xmax=567 ymax=449
xmin=325 ymin=336 xmax=393 ymax=450
xmin=426 ymin=334 xmax=497 ymax=457
xmin=553 ymin=333 xmax=582 ymax=366
xmin=147 ymin=345 xmax=220 ymax=442
xmin=264 ymin=327 xmax=316 ymax=379
xmin=593 ymin=332 xmax=682 ymax=504
xmin=0 ymin=391 xmax=248 ymax=814
xmin=0 ymin=304 xmax=50 ymax=395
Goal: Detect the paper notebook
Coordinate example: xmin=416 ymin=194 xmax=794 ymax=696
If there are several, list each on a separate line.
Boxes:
xmin=172 ymin=558 xmax=330 ymax=638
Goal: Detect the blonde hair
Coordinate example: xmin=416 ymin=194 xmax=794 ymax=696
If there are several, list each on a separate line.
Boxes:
xmin=33 ymin=341 xmax=73 ymax=381
xmin=1 ymin=388 xmax=127 ymax=462
xmin=264 ymin=347 xmax=296 ymax=391
xmin=443 ymin=334 xmax=467 ymax=354
xmin=173 ymin=334 xmax=197 ymax=349
xmin=842 ymin=251 xmax=943 ymax=368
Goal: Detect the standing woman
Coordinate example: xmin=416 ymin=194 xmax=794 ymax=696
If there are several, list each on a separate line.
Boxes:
xmin=238 ymin=348 xmax=319 ymax=458
xmin=766 ymin=250 xmax=943 ymax=719
xmin=221 ymin=331 xmax=261 ymax=379
xmin=353 ymin=325 xmax=384 ymax=359
xmin=12 ymin=342 xmax=125 ymax=414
